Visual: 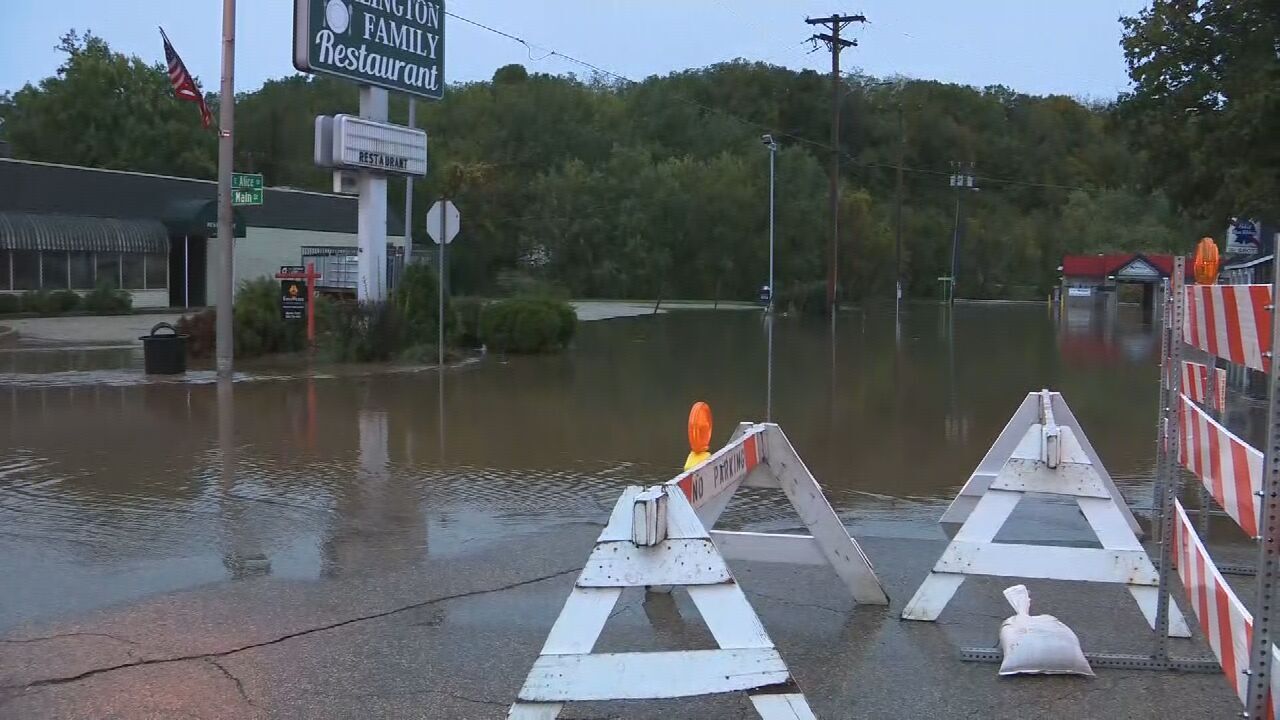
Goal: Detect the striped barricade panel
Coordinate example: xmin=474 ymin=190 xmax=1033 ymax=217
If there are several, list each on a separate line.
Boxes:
xmin=1173 ymin=500 xmax=1280 ymax=717
xmin=1178 ymin=393 xmax=1262 ymax=539
xmin=1180 ymin=360 xmax=1227 ymax=414
xmin=672 ymin=429 xmax=763 ymax=510
xmin=1183 ymin=285 xmax=1272 ymax=373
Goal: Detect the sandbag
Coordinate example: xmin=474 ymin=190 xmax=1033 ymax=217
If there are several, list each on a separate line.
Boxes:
xmin=998 ymin=585 xmax=1094 ymax=677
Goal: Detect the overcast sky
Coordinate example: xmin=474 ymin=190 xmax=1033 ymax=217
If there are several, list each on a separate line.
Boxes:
xmin=2 ymin=1 xmax=1149 ymax=100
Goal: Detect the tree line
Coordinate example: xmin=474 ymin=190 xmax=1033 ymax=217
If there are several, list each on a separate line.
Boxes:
xmin=2 ymin=6 xmax=1273 ymax=303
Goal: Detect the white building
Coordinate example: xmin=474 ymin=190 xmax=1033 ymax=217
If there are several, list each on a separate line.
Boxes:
xmin=0 ymin=158 xmax=405 ymax=308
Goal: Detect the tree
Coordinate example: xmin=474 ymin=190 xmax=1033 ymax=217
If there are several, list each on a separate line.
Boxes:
xmin=1120 ymin=0 xmax=1280 ymax=222
xmin=5 ymin=30 xmax=216 ymax=178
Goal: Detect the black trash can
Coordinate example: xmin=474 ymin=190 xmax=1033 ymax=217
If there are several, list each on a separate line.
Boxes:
xmin=140 ymin=322 xmax=188 ymax=375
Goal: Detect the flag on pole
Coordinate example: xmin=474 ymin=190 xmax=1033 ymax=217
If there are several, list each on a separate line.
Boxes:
xmin=160 ymin=28 xmax=212 ymax=129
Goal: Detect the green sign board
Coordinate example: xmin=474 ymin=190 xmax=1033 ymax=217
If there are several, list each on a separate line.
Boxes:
xmin=293 ymin=0 xmax=445 ymax=100
xmin=233 ymin=188 xmax=263 ymax=206
xmin=232 ymin=172 xmax=263 ymax=190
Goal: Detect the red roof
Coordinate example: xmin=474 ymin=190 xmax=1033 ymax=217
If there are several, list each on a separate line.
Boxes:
xmin=1062 ymin=253 xmax=1191 ymax=279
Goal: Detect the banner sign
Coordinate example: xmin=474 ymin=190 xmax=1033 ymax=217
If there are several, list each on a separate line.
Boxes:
xmin=294 ymin=0 xmax=445 ymax=100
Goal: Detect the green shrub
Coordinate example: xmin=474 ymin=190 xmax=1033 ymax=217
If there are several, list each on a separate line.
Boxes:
xmin=19 ymin=290 xmax=57 ymax=315
xmin=83 ymin=281 xmax=132 ymax=314
xmin=452 ymin=296 xmax=486 ymax=348
xmin=775 ymin=280 xmax=829 ymax=316
xmin=319 ymin=299 xmax=401 ymax=362
xmin=494 ymin=269 xmax=569 ymax=300
xmin=233 ymin=278 xmax=305 ymax=358
xmin=51 ymin=289 xmax=81 ymax=313
xmin=479 ymin=297 xmax=576 ymax=354
xmin=551 ymin=300 xmax=577 ymax=346
xmin=175 ymin=309 xmax=217 ymax=358
xmin=394 ymin=263 xmax=455 ymax=346
xmin=0 ymin=294 xmax=19 ymax=314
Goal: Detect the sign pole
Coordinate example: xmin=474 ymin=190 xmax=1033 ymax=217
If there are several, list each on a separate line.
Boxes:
xmin=438 ymin=199 xmax=446 ymax=370
xmin=357 ymin=86 xmax=389 ymax=303
xmin=215 ymin=0 xmax=237 ymax=377
xmin=405 ymin=99 xmax=416 ymax=266
xmin=306 ymin=261 xmax=316 ymax=346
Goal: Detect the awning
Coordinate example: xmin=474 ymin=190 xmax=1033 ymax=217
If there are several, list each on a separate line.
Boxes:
xmin=162 ymin=199 xmax=246 ymax=239
xmin=0 ymin=212 xmax=169 ymax=253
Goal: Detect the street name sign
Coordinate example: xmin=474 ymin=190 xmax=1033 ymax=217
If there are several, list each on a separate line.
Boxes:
xmin=232 ymin=173 xmax=264 ymax=206
xmin=294 ymin=0 xmax=445 ymax=100
xmin=332 ymin=114 xmax=427 ymax=176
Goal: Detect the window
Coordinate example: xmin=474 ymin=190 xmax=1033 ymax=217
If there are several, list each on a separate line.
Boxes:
xmin=144 ymin=253 xmax=167 ymax=290
xmin=122 ymin=253 xmax=144 ymax=289
xmin=12 ymin=251 xmax=39 ymax=290
xmin=42 ymin=252 xmax=68 ymax=289
xmin=70 ymin=252 xmax=95 ymax=289
xmin=96 ymin=253 xmax=120 ymax=289
xmin=0 ymin=251 xmax=10 ymax=291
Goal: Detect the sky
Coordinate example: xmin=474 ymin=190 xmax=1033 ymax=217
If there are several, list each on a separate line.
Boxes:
xmin=1 ymin=1 xmax=1150 ymax=100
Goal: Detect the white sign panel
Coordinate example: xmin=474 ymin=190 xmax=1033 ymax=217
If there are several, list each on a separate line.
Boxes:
xmin=1067 ymin=287 xmax=1093 ymax=298
xmin=426 ymin=200 xmax=460 ymax=244
xmin=1227 ymin=218 xmax=1261 ymax=256
xmin=332 ymin=114 xmax=427 ymax=176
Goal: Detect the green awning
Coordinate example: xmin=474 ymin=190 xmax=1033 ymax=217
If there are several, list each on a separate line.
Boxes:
xmin=162 ymin=199 xmax=246 ymax=238
xmin=0 ymin=212 xmax=169 ymax=253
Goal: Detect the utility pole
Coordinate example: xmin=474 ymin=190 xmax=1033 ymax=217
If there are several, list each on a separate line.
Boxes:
xmin=947 ymin=161 xmax=977 ymax=305
xmin=215 ymin=0 xmax=237 ymax=377
xmin=807 ymin=13 xmax=866 ymax=314
xmin=404 ymin=98 xmax=416 ymax=267
xmin=894 ymin=103 xmax=904 ymax=317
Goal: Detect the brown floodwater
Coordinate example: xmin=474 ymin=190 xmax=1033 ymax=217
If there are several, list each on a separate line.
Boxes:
xmin=0 ymin=303 xmax=1245 ymax=631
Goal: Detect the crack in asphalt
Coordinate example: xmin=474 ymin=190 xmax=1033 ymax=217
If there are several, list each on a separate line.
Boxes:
xmin=0 ymin=631 xmax=137 ymax=645
xmin=1 ymin=567 xmax=579 ymax=695
xmin=423 ymin=688 xmax=507 ymax=707
xmin=204 ymin=658 xmax=253 ymax=706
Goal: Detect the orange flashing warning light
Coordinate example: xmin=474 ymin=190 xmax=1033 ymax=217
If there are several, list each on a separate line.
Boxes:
xmin=684 ymin=401 xmax=713 ymax=471
xmin=1194 ymin=237 xmax=1219 ymax=285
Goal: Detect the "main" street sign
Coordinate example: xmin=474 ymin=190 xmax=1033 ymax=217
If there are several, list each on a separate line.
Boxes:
xmin=293 ymin=0 xmax=445 ymax=100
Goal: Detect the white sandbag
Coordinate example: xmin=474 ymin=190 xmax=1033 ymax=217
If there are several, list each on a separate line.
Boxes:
xmin=998 ymin=584 xmax=1094 ymax=677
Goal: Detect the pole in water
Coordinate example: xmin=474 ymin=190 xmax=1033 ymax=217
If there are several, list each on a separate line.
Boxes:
xmin=215 ymin=0 xmax=237 ymax=377
xmin=438 ymin=199 xmax=446 ymax=373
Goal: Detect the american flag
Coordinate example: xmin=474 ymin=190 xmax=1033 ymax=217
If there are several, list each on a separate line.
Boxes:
xmin=160 ymin=28 xmax=212 ymax=129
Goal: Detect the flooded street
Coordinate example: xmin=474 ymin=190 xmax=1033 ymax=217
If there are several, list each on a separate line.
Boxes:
xmin=1 ymin=304 xmax=1168 ymax=630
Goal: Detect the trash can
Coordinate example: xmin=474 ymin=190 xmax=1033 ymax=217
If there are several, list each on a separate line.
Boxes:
xmin=140 ymin=322 xmax=188 ymax=374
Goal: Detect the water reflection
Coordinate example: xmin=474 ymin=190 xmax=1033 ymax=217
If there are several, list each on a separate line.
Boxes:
xmin=1 ymin=305 xmax=1180 ymax=629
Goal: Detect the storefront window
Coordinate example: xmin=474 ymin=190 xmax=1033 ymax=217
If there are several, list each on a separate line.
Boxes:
xmin=70 ymin=252 xmax=95 ymax=289
xmin=144 ymin=253 xmax=167 ymax=290
xmin=42 ymin=251 xmax=68 ymax=290
xmin=12 ymin=250 xmax=39 ymax=290
xmin=96 ymin=253 xmax=120 ymax=289
xmin=122 ymin=253 xmax=144 ymax=289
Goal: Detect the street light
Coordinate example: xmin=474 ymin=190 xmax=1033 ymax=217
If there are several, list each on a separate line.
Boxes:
xmin=762 ymin=134 xmax=778 ymax=313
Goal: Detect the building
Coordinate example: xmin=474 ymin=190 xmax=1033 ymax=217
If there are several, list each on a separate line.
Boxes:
xmin=0 ymin=158 xmax=404 ymax=308
xmin=1059 ymin=253 xmax=1192 ymax=321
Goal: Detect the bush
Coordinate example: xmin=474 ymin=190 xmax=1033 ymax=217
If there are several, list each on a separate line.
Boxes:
xmin=175 ymin=309 xmax=217 ymax=358
xmin=452 ymin=296 xmax=485 ymax=348
xmin=233 ymin=278 xmax=305 ymax=358
xmin=320 ymin=299 xmax=401 ymax=362
xmin=494 ymin=269 xmax=569 ymax=300
xmin=775 ymin=280 xmax=829 ymax=316
xmin=83 ymin=281 xmax=132 ymax=314
xmin=51 ymin=289 xmax=81 ymax=313
xmin=0 ymin=294 xmax=19 ymax=314
xmin=394 ymin=263 xmax=453 ymax=345
xmin=19 ymin=290 xmax=57 ymax=315
xmin=479 ymin=297 xmax=576 ymax=354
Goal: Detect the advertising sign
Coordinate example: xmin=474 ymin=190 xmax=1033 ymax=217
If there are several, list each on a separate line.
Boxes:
xmin=1227 ymin=218 xmax=1261 ymax=256
xmin=332 ymin=114 xmax=428 ymax=176
xmin=281 ymin=280 xmax=307 ymax=321
xmin=294 ymin=0 xmax=445 ymax=99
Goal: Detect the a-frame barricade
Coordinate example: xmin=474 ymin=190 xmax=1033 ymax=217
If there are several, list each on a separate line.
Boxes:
xmin=668 ymin=422 xmax=888 ymax=605
xmin=903 ymin=389 xmax=1194 ymax=655
xmin=508 ymin=484 xmax=816 ymax=719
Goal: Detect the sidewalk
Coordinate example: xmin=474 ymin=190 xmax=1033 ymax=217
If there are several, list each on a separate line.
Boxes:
xmin=0 ymin=312 xmax=185 ymax=346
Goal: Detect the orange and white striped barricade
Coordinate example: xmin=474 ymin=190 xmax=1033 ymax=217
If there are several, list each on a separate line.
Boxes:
xmin=1177 ymin=393 xmax=1261 ymax=539
xmin=938 ymin=390 xmax=1144 ymax=539
xmin=507 ymin=484 xmax=816 ymax=719
xmin=667 ymin=422 xmax=888 ymax=606
xmin=1181 ymin=360 xmax=1228 ymax=415
xmin=1183 ymin=283 xmax=1273 ymax=372
xmin=902 ymin=389 xmax=1194 ymax=652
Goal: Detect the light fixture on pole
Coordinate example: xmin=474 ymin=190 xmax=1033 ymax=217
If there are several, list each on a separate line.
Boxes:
xmin=762 ymin=134 xmax=778 ymax=313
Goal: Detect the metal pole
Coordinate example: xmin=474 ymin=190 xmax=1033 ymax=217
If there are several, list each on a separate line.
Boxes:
xmin=404 ymin=98 xmax=415 ymax=266
xmin=215 ymin=0 xmax=236 ymax=377
xmin=1154 ymin=255 xmax=1186 ymax=663
xmin=1246 ymin=251 xmax=1280 ymax=718
xmin=949 ymin=190 xmax=961 ymax=304
xmin=766 ymin=314 xmax=774 ymax=422
xmin=183 ymin=235 xmax=190 ymax=309
xmin=827 ymin=19 xmax=841 ymax=314
xmin=768 ymin=142 xmax=776 ymax=313
xmin=1199 ymin=350 xmax=1218 ymax=541
xmin=438 ymin=202 xmax=445 ymax=371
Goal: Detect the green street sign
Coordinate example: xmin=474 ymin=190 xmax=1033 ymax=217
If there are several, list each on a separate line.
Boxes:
xmin=233 ymin=188 xmax=263 ymax=206
xmin=293 ymin=0 xmax=445 ymax=100
xmin=232 ymin=172 xmax=263 ymax=190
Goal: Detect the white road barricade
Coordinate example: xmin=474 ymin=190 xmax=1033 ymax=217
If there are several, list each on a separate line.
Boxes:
xmin=903 ymin=389 xmax=1191 ymax=638
xmin=507 ymin=485 xmax=816 ymax=719
xmin=670 ymin=422 xmax=888 ymax=605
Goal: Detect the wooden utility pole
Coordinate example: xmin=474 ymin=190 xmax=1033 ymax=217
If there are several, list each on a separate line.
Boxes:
xmin=807 ymin=13 xmax=866 ymax=314
xmin=894 ymin=103 xmax=904 ymax=315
